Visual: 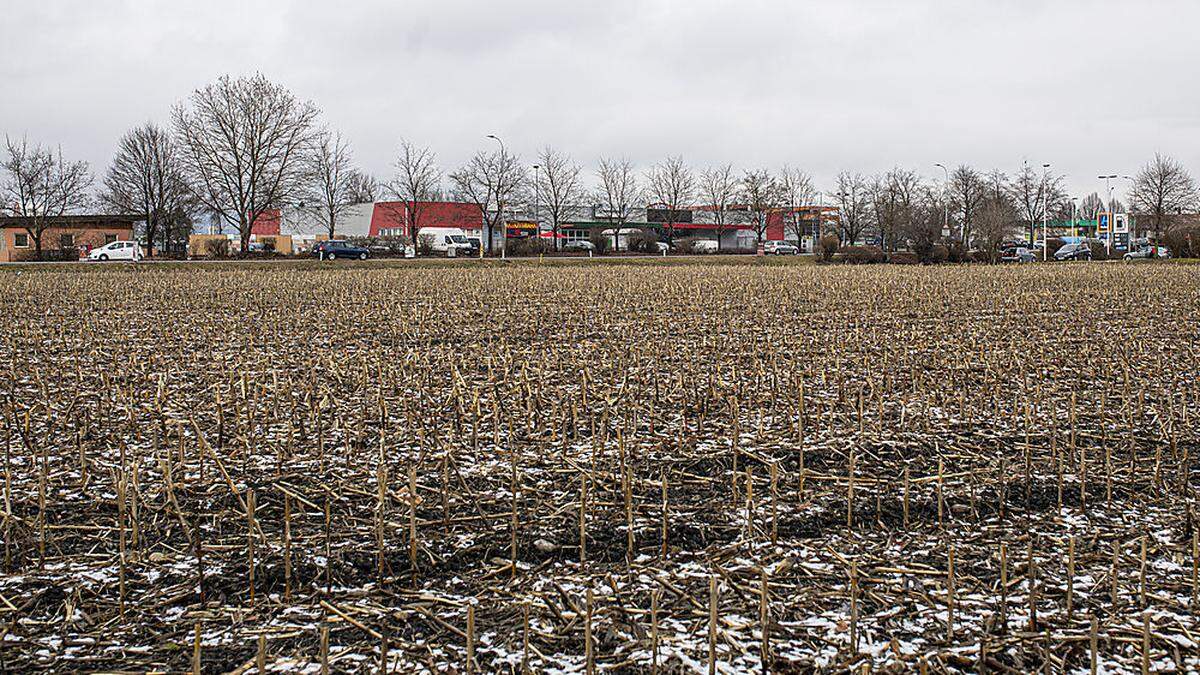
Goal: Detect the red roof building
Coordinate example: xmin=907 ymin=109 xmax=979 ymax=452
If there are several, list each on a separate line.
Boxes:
xmin=250 ymin=210 xmax=282 ymax=236
xmin=368 ymin=201 xmax=483 ymax=238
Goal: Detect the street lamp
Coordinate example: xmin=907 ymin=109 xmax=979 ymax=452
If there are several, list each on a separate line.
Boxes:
xmin=1041 ymin=163 xmax=1051 ymax=261
xmin=1070 ymin=197 xmax=1079 ymax=238
xmin=935 ymin=163 xmax=950 ymax=242
xmin=487 ymin=135 xmax=506 ymax=258
xmin=1099 ymin=174 xmax=1117 ymax=254
xmin=533 ymin=163 xmax=541 ymax=249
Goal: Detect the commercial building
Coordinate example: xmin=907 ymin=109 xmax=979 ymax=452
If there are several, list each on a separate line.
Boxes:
xmin=0 ymin=214 xmax=141 ymax=262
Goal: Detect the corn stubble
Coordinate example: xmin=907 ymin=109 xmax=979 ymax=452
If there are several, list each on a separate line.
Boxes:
xmin=0 ymin=260 xmax=1198 ymax=673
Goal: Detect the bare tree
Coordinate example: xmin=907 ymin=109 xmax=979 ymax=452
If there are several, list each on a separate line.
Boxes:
xmin=595 ymin=158 xmax=641 ymax=252
xmin=1010 ymin=161 xmax=1066 ymax=244
xmin=449 ymin=147 xmax=525 ymax=254
xmin=699 ymin=164 xmax=738 ymax=252
xmin=1128 ymin=153 xmax=1197 ymax=238
xmin=1079 ymin=192 xmax=1105 ymax=220
xmin=101 ymin=122 xmax=194 ymax=256
xmin=949 ymin=165 xmax=985 ymax=246
xmin=779 ymin=166 xmax=815 ymax=246
xmin=646 ymin=156 xmax=695 ymax=245
xmin=172 ymin=73 xmax=320 ymax=253
xmin=535 ymin=147 xmax=584 ymax=251
xmin=832 ymin=171 xmax=871 ymax=245
xmin=975 ymin=197 xmax=1018 ymax=262
xmin=740 ymin=169 xmax=782 ymax=244
xmin=305 ymin=130 xmax=362 ymax=240
xmin=2 ymin=136 xmax=93 ymax=259
xmin=345 ymin=171 xmax=380 ymax=204
xmin=387 ymin=139 xmax=441 ymax=248
xmin=869 ymin=168 xmax=922 ymax=251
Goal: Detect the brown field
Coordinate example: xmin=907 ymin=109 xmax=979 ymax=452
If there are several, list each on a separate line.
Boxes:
xmin=1 ymin=259 xmax=1198 ymax=673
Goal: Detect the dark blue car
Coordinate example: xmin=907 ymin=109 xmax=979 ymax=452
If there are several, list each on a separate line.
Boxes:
xmin=313 ymin=240 xmax=369 ymax=260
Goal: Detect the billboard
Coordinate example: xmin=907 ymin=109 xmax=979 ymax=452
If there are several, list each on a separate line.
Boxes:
xmin=1097 ymin=212 xmax=1111 ymax=236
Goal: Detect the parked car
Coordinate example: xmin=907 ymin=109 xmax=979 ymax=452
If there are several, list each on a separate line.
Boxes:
xmin=692 ymin=240 xmax=720 ymax=254
xmin=87 ymin=240 xmax=143 ymax=262
xmin=764 ymin=240 xmax=799 ymax=255
xmin=1054 ymin=242 xmax=1092 ymax=261
xmin=1124 ymin=245 xmax=1171 ymax=261
xmin=564 ymin=240 xmax=595 ymax=252
xmin=1000 ymin=246 xmax=1035 ymax=263
xmin=313 ymin=240 xmax=369 ymax=260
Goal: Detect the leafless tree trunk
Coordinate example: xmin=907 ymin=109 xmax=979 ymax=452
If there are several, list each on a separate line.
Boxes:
xmin=832 ymin=172 xmax=871 ymax=246
xmin=2 ymin=136 xmax=93 ymax=260
xmin=699 ymin=164 xmax=737 ymax=252
xmin=306 ymin=130 xmax=364 ymax=240
xmin=596 ymin=158 xmax=641 ymax=253
xmin=869 ymin=168 xmax=922 ymax=252
xmin=949 ymin=165 xmax=985 ymax=247
xmin=535 ymin=147 xmax=584 ymax=252
xmin=740 ymin=169 xmax=781 ymax=244
xmin=1128 ymin=153 xmax=1197 ymax=239
xmin=450 ymin=148 xmax=524 ymax=254
xmin=388 ymin=139 xmax=441 ymax=251
xmin=102 ymin=123 xmax=194 ymax=257
xmin=975 ymin=198 xmax=1018 ymax=262
xmin=779 ymin=166 xmax=814 ymax=247
xmin=646 ymin=156 xmax=695 ymax=245
xmin=1010 ymin=162 xmax=1066 ymax=245
xmin=172 ymin=74 xmax=319 ymax=254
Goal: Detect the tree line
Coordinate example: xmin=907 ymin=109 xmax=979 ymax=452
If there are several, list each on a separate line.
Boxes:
xmin=3 ymin=73 xmax=1198 ymax=258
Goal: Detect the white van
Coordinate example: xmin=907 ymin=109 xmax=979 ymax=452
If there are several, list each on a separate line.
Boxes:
xmin=692 ymin=239 xmax=719 ymax=254
xmin=419 ymin=227 xmax=476 ymax=256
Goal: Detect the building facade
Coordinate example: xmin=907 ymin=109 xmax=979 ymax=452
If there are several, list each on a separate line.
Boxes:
xmin=0 ymin=215 xmax=141 ymax=262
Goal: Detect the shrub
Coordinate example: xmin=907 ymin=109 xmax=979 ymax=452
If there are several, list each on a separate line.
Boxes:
xmin=203 ymin=238 xmax=230 ymax=259
xmin=945 ymin=240 xmax=968 ymax=263
xmin=417 ymin=233 xmax=436 ymax=256
xmin=626 ymin=229 xmax=661 ymax=254
xmin=675 ymin=237 xmax=702 ymax=255
xmin=1162 ymin=228 xmax=1200 ymax=258
xmin=817 ymin=234 xmax=840 ymax=262
xmin=836 ymin=245 xmax=886 ymax=264
xmin=887 ymin=251 xmax=920 ymax=265
xmin=1088 ymin=241 xmax=1114 ymax=261
xmin=587 ymin=229 xmax=610 ymax=255
xmin=508 ymin=237 xmax=550 ymax=256
xmin=926 ymin=244 xmax=950 ymax=264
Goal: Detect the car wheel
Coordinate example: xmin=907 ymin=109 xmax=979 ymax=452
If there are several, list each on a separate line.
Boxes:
xmin=359 ymin=252 xmax=368 ymax=260
xmin=327 ymin=252 xmax=336 ymax=260
xmin=99 ymin=254 xmax=108 ymax=261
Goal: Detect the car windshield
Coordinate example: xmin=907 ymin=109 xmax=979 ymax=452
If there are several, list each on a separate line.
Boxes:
xmin=450 ymin=235 xmax=468 ymax=244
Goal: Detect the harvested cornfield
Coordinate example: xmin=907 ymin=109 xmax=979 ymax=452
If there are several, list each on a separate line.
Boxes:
xmin=1 ymin=259 xmax=1198 ymax=673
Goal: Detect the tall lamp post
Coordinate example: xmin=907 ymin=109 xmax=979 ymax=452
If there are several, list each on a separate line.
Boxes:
xmin=1070 ymin=197 xmax=1079 ymax=238
xmin=1099 ymin=174 xmax=1117 ymax=255
xmin=1122 ymin=175 xmax=1135 ymax=242
xmin=935 ymin=163 xmax=951 ymax=242
xmin=533 ymin=163 xmax=542 ymax=249
xmin=487 ymin=134 xmax=507 ymax=258
xmin=1041 ymin=163 xmax=1051 ymax=261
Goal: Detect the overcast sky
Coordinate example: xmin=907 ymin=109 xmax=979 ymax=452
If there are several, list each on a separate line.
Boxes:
xmin=3 ymin=0 xmax=1197 ymax=199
